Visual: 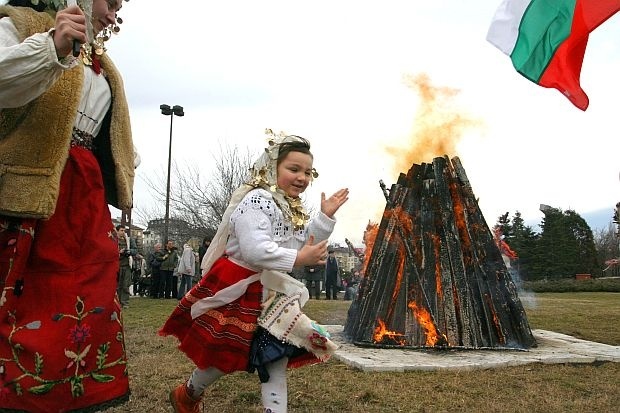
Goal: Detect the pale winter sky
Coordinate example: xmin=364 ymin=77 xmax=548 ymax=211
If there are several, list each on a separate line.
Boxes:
xmin=37 ymin=1 xmax=620 ymax=244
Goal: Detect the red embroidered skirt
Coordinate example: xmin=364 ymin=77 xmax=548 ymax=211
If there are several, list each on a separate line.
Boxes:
xmin=0 ymin=147 xmax=129 ymax=412
xmin=159 ymin=257 xmax=263 ymax=373
xmin=160 ymin=257 xmax=322 ymax=375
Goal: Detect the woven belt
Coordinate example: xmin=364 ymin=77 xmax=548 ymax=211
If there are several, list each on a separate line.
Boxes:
xmin=71 ymin=128 xmax=95 ymax=151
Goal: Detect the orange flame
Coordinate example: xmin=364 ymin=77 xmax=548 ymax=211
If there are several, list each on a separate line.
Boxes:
xmin=449 ymin=181 xmax=474 ymax=265
xmin=391 ymin=206 xmax=413 ymax=234
xmin=408 ymin=301 xmax=441 ymax=347
xmin=391 ymin=206 xmax=422 ymax=266
xmin=385 ymin=73 xmax=480 ymax=177
xmin=373 ymin=318 xmax=406 ymax=345
xmin=484 ymin=294 xmax=505 ymax=345
xmin=362 ymin=222 xmax=379 ymax=275
xmin=493 ymin=227 xmax=518 ymax=259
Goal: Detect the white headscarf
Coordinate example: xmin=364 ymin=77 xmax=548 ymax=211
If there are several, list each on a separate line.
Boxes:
xmin=200 ymin=129 xmax=316 ymax=274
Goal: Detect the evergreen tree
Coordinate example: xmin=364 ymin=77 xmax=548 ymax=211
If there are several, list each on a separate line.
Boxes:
xmin=496 ymin=212 xmax=513 ymax=238
xmin=564 ymin=210 xmax=598 ymax=274
xmin=506 ymin=211 xmax=539 ymax=280
xmin=538 ymin=207 xmax=598 ymax=279
xmin=494 ymin=209 xmax=599 ymax=280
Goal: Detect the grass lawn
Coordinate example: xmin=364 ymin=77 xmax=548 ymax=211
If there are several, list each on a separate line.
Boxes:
xmin=109 ymin=293 xmax=619 ymax=413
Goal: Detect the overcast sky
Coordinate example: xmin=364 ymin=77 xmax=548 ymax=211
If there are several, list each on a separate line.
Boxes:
xmin=19 ymin=0 xmax=620 ymax=244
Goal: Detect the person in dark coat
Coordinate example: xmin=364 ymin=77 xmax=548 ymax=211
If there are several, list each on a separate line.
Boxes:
xmin=304 ymin=264 xmax=323 ymax=299
xmin=198 ymin=236 xmax=212 ymax=264
xmin=148 ymin=243 xmax=166 ymax=298
xmin=324 ymin=250 xmax=339 ymax=299
xmin=160 ymin=240 xmax=179 ymax=299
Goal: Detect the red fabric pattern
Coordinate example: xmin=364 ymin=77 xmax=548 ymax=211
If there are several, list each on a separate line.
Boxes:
xmin=160 ymin=258 xmax=263 ymax=373
xmin=0 ymin=147 xmax=129 ymax=412
xmin=160 ymin=257 xmax=323 ymax=374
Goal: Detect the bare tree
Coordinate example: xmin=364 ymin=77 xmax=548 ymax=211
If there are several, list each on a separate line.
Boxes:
xmin=136 ymin=142 xmax=254 ymax=234
xmin=594 ymin=223 xmax=620 ymax=276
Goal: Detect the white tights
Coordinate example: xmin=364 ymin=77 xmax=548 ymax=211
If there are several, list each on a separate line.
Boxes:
xmin=187 ymin=366 xmax=224 ymax=398
xmin=261 ymin=357 xmax=288 ymax=412
xmin=186 ymin=357 xmax=289 ymax=413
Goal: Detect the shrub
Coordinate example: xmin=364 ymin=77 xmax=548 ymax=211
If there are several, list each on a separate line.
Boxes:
xmin=521 ymin=277 xmax=620 ymax=293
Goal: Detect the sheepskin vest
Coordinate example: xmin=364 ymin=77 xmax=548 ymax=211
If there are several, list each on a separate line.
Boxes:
xmin=0 ymin=6 xmax=134 ymax=219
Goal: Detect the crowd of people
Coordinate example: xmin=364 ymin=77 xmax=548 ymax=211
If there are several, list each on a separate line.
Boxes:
xmin=114 ymin=234 xmax=207 ymax=302
xmin=119 ymin=233 xmax=363 ymax=305
xmin=303 ymin=250 xmax=362 ymax=300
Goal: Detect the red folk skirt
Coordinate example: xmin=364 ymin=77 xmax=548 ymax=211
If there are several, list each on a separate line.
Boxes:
xmin=0 ymin=147 xmax=129 ymax=412
xmin=159 ymin=257 xmax=263 ymax=373
xmin=160 ymin=257 xmax=321 ymax=375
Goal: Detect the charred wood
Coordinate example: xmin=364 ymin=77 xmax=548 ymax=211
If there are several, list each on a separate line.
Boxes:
xmin=344 ymin=156 xmax=536 ymax=350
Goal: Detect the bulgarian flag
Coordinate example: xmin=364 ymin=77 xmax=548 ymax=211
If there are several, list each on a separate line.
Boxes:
xmin=487 ymin=0 xmax=620 ymax=111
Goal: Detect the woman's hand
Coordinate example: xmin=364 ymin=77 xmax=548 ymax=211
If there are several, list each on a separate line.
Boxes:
xmin=321 ymin=188 xmax=349 ymax=218
xmin=52 ymin=5 xmax=87 ymax=58
xmin=294 ymin=235 xmax=328 ymax=267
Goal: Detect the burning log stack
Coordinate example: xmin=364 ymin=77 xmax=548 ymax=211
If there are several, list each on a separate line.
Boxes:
xmin=344 ymin=156 xmax=536 ymax=349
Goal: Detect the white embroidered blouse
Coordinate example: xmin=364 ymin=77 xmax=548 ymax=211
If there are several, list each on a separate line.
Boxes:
xmin=226 ymin=188 xmax=335 ymax=273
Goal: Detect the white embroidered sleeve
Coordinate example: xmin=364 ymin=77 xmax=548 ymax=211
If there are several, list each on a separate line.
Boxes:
xmin=0 ymin=19 xmax=73 ymax=108
xmin=232 ymin=191 xmax=298 ymax=272
xmin=306 ymin=211 xmax=336 ymax=243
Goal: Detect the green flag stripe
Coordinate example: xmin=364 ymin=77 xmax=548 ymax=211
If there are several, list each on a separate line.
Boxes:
xmin=511 ymin=0 xmax=576 ymax=82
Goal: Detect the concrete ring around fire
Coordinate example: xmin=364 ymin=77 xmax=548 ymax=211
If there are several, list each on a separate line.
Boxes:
xmin=325 ymin=326 xmax=620 ymax=372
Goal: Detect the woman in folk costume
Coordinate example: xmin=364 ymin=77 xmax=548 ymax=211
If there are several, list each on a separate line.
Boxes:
xmin=161 ymin=130 xmax=349 ymax=413
xmin=0 ymin=0 xmax=135 ymax=411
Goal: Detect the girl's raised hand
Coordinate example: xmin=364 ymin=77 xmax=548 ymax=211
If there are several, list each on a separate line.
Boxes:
xmin=321 ymin=188 xmax=349 ymax=218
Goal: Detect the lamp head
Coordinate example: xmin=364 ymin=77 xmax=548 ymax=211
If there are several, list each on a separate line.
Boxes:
xmin=160 ymin=104 xmax=172 ymax=115
xmin=172 ymin=105 xmax=185 ymax=116
xmin=160 ymin=104 xmax=183 ymax=116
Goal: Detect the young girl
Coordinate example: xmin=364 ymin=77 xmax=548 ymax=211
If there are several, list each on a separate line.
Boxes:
xmin=160 ymin=131 xmax=349 ymax=413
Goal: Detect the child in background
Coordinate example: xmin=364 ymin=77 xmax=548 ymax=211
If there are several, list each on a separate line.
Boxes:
xmin=160 ymin=130 xmax=349 ymax=413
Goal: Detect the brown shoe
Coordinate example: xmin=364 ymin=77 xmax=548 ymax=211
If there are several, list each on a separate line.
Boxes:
xmin=169 ymin=383 xmax=201 ymax=413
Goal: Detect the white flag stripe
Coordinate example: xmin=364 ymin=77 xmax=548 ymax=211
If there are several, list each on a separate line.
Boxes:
xmin=487 ymin=0 xmax=532 ymax=55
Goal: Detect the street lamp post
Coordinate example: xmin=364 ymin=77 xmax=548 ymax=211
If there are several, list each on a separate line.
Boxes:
xmin=160 ymin=104 xmax=184 ymax=245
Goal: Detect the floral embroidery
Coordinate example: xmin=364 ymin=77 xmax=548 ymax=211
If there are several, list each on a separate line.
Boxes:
xmin=68 ymin=324 xmax=91 ymax=344
xmin=308 ymin=322 xmax=331 ymax=351
xmin=0 ymin=222 xmax=34 ymax=310
xmin=308 ymin=332 xmax=328 ymax=350
xmin=231 ymin=190 xmax=306 ymax=243
xmin=0 ymin=296 xmax=126 ymax=398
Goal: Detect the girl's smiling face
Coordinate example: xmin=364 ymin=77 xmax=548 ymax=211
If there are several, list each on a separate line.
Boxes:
xmin=276 ymin=151 xmax=314 ymax=198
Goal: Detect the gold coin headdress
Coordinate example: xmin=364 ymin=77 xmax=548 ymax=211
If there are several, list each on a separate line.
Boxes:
xmin=247 ymin=129 xmax=318 ymax=230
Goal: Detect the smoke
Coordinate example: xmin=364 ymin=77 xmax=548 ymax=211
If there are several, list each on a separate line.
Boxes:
xmin=508 ymin=267 xmax=538 ymax=310
xmin=385 ymin=73 xmax=480 ymax=177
